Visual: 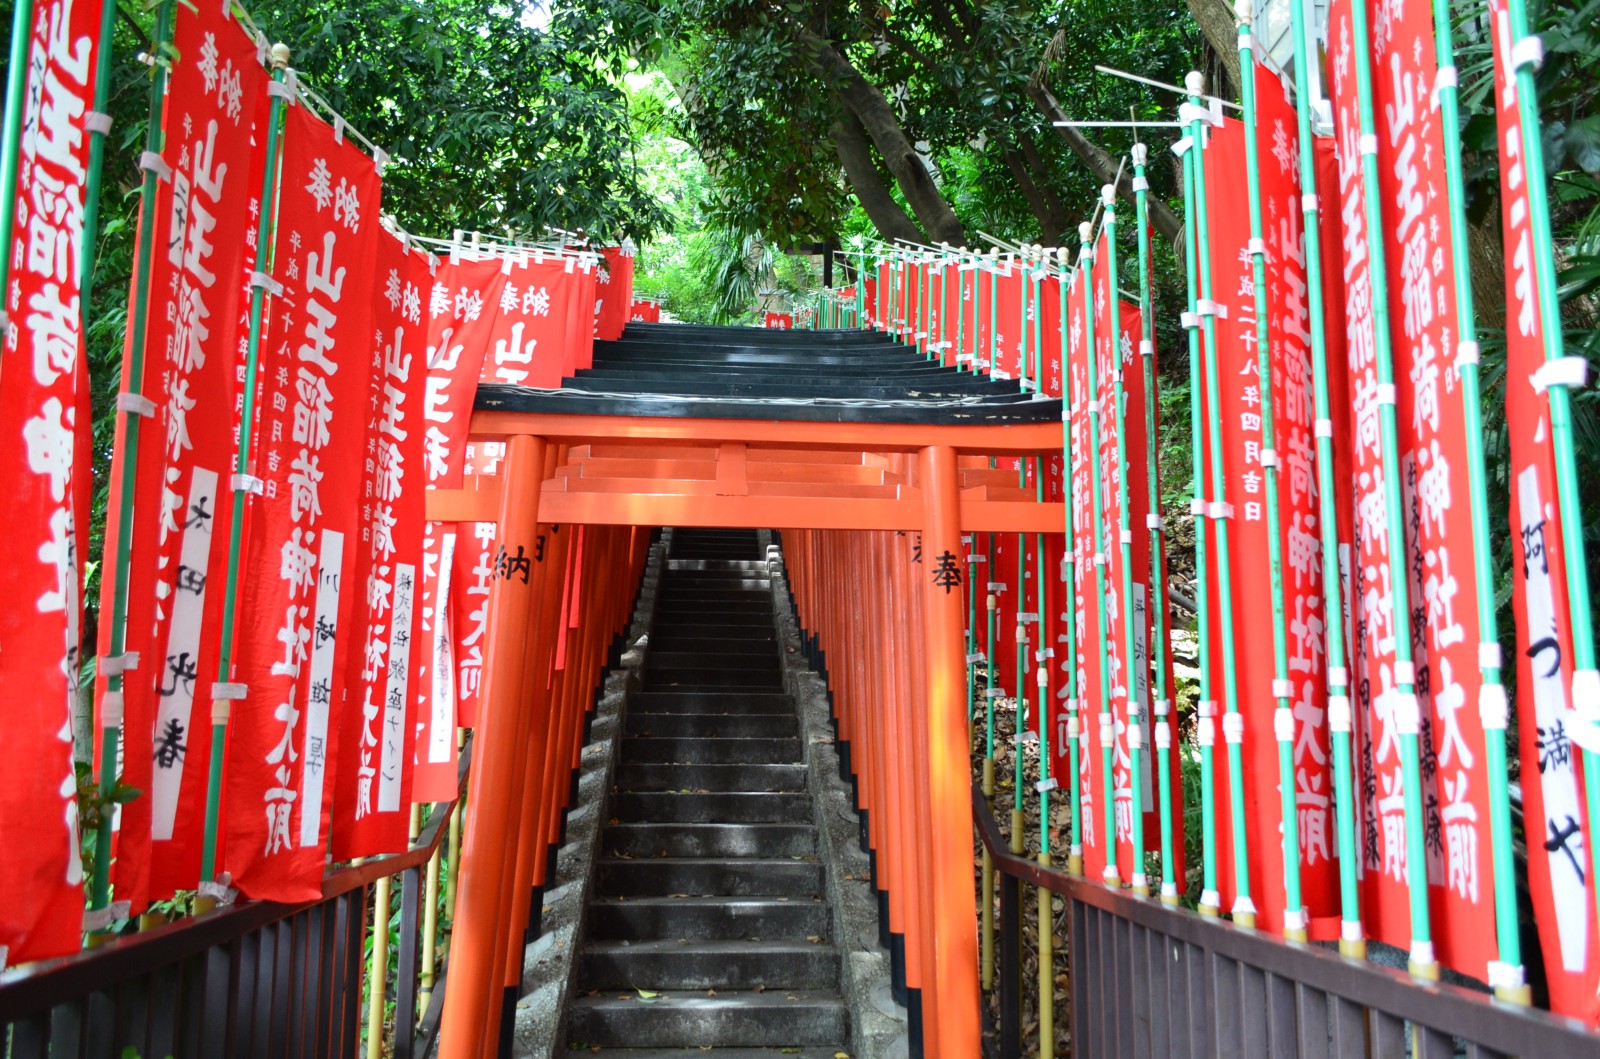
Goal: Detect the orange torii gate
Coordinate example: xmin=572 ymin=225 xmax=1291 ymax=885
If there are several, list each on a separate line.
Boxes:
xmin=426 ymin=410 xmax=1065 ymax=1058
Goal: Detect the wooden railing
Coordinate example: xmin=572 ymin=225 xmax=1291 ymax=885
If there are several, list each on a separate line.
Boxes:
xmin=972 ymin=782 xmax=1598 ymax=1059
xmin=0 ymin=747 xmax=469 ymax=1059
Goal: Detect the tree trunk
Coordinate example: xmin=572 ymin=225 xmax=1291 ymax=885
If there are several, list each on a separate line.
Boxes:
xmin=830 ymin=105 xmax=927 ymax=244
xmin=1187 ymin=0 xmax=1241 ymax=100
xmin=1026 ymin=81 xmax=1185 ymax=246
xmin=1001 ymin=149 xmax=1062 ymax=245
xmin=801 ymin=29 xmax=968 ymax=245
xmin=1018 ymin=136 xmax=1078 ymax=243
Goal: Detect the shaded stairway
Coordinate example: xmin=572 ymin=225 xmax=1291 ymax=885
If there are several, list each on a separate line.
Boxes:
xmin=565 ymin=528 xmax=850 ymax=1057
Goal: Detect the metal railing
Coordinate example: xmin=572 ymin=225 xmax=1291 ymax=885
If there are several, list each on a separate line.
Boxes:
xmin=0 ymin=750 xmax=468 ymax=1059
xmin=973 ymin=783 xmax=1599 ymax=1059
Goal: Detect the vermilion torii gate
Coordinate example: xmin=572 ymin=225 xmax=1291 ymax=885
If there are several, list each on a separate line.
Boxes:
xmin=426 ymin=396 xmax=1065 ymax=1056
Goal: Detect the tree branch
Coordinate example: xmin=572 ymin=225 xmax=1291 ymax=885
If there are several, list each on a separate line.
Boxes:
xmin=1026 ymin=80 xmax=1184 ymax=247
xmin=830 ymin=103 xmax=926 ymax=244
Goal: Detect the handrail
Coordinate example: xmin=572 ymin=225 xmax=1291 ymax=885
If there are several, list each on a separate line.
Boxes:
xmin=0 ymin=736 xmax=471 ymax=1022
xmin=970 ymin=780 xmax=1599 ymax=1056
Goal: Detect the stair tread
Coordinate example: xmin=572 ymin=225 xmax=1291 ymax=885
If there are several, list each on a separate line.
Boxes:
xmin=585 ymin=938 xmax=834 ymax=954
xmin=570 ymin=989 xmax=846 ymax=1010
xmin=577 ymin=1049 xmax=847 ymax=1058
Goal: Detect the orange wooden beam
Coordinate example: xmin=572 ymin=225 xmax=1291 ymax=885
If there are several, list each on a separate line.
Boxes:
xmin=470 ymin=410 xmax=1062 ymax=455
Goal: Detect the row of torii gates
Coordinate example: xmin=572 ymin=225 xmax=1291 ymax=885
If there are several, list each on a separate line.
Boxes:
xmin=428 ymin=323 xmax=1063 ymax=1056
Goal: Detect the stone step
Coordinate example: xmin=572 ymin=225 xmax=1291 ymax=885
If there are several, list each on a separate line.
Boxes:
xmin=626 ymin=712 xmax=797 ymax=740
xmin=576 ymin=1047 xmax=845 ymax=1058
xmin=610 ymin=791 xmax=812 ymax=824
xmin=647 ymin=636 xmax=777 ymax=656
xmin=578 ymin=939 xmax=840 ymax=991
xmin=655 ymin=588 xmax=773 ymax=602
xmin=596 ymin=857 xmax=822 ymax=897
xmin=620 ymin=737 xmax=803 ymax=766
xmin=614 ymin=762 xmax=808 ymax=793
xmin=629 ymin=691 xmax=794 ymax=714
xmin=644 ymin=667 xmax=784 ymax=691
xmin=587 ymin=896 xmax=828 ymax=941
xmin=646 ymin=650 xmax=782 ymax=672
xmin=566 ymin=990 xmax=848 ymax=1049
xmin=650 ymin=622 xmax=782 ymax=641
xmin=604 ymin=822 xmax=817 ymax=859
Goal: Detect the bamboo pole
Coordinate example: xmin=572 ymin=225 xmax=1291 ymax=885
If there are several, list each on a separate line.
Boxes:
xmin=1284 ymin=0 xmax=1364 ymax=956
xmin=1060 ymin=251 xmax=1085 ymax=878
xmin=981 ymin=558 xmax=998 ymax=989
xmin=1178 ymin=124 xmax=1222 ymax=917
xmin=1235 ymin=8 xmax=1308 ymax=941
xmin=366 ymin=872 xmax=392 ymax=1059
xmin=1422 ymin=0 xmax=1526 ymax=996
xmin=198 ymin=45 xmax=292 ymax=893
xmin=1078 ymin=222 xmax=1119 ymax=888
xmin=1336 ymin=9 xmax=1438 ymax=975
xmin=1129 ymin=143 xmax=1181 ymax=906
xmin=1185 ymin=73 xmax=1255 ymax=926
xmin=1100 ymin=185 xmax=1149 ymax=897
xmin=1496 ymin=0 xmax=1600 ymax=973
xmin=88 ymin=0 xmax=177 ymax=921
xmin=0 ymin=0 xmax=34 ymax=304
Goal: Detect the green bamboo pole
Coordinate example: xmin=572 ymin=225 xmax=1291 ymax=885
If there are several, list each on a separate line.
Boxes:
xmin=88 ymin=0 xmax=179 ymax=924
xmin=1185 ymin=73 xmax=1255 ymax=926
xmin=1129 ymin=143 xmax=1180 ymax=906
xmin=1423 ymin=0 xmax=1525 ymax=998
xmin=1235 ymin=14 xmax=1308 ymax=941
xmin=1285 ymin=0 xmax=1364 ymax=957
xmin=1078 ymin=222 xmax=1119 ymax=887
xmin=1033 ymin=324 xmax=1055 ymax=1047
xmin=1335 ymin=13 xmax=1437 ymax=975
xmin=1500 ymin=0 xmax=1600 ymax=945
xmin=1178 ymin=118 xmax=1222 ymax=918
xmin=199 ymin=50 xmax=292 ymax=890
xmin=0 ymin=0 xmax=35 ymax=307
xmin=979 ymin=251 xmax=992 ymax=375
xmin=1099 ymin=187 xmax=1148 ymax=897
xmin=981 ymin=545 xmax=999 ymax=986
xmin=1061 ymin=252 xmax=1085 ymax=877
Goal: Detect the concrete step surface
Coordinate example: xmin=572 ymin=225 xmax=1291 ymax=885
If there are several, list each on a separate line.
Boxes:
xmin=609 ymin=791 xmax=813 ymax=824
xmin=587 ymin=896 xmax=829 ymax=941
xmin=613 ymin=762 xmax=808 ymax=792
xmin=578 ymin=938 xmax=841 ymax=990
xmin=626 ymin=711 xmax=797 ymax=739
xmin=619 ymin=736 xmax=803 ymax=766
xmin=595 ymin=857 xmax=823 ymax=897
xmin=566 ymin=990 xmax=849 ymax=1049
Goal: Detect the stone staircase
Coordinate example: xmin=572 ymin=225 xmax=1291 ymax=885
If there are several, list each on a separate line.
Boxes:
xmin=564 ymin=528 xmax=850 ymax=1058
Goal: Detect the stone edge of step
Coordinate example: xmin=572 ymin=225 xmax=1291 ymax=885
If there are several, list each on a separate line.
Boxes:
xmin=511 ymin=530 xmax=669 ymax=1059
xmin=757 ymin=530 xmax=910 ymax=1059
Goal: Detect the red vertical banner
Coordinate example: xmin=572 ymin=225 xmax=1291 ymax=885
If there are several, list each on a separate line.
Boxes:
xmin=1085 ymin=238 xmax=1167 ymax=876
xmin=629 ymin=299 xmax=660 ymax=323
xmin=0 ymin=0 xmax=103 ymax=965
xmin=412 ymin=524 xmax=459 ymax=802
xmin=992 ymin=265 xmax=1022 ymax=381
xmin=487 ymin=255 xmax=594 ymax=388
xmin=563 ymin=254 xmax=599 ymax=373
xmin=1328 ymin=0 xmax=1496 ymax=975
xmin=764 ymin=311 xmax=793 ymax=330
xmin=451 ymin=439 xmax=503 ymax=730
xmin=594 ymin=245 xmax=634 ymax=342
xmin=1198 ymin=73 xmax=1338 ymax=935
xmin=421 ymin=255 xmax=498 ymax=491
xmin=103 ymin=3 xmax=265 ymax=907
xmin=223 ymin=103 xmax=381 ymax=901
xmin=1062 ymin=267 xmax=1104 ymax=873
xmin=1489 ymin=0 xmax=1598 ymax=1021
xmin=329 ymin=231 xmax=429 ymax=860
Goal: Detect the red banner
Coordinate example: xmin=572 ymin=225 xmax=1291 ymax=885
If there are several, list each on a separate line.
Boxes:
xmin=764 ymin=312 xmax=793 ymax=330
xmin=413 ymin=524 xmax=459 ymax=802
xmin=0 ymin=0 xmax=103 ymax=965
xmin=1328 ymin=0 xmax=1496 ymax=974
xmin=482 ymin=254 xmax=591 ymax=389
xmin=422 ymin=255 xmax=497 ymax=491
xmin=328 ymin=231 xmax=429 ymax=860
xmin=1199 ymin=72 xmax=1338 ymax=934
xmin=1489 ymin=0 xmax=1598 ymax=1020
xmin=451 ymin=439 xmax=503 ymax=730
xmin=629 ymin=299 xmax=660 ymax=323
xmin=224 ymin=103 xmax=382 ymax=900
xmin=97 ymin=2 xmax=265 ymax=909
xmin=594 ymin=245 xmax=634 ymax=341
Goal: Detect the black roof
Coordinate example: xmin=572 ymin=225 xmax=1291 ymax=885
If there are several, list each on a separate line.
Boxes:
xmin=476 ymin=322 xmax=1063 ymax=424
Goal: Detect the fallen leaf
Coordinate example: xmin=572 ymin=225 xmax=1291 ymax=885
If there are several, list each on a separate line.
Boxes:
xmin=635 ymin=988 xmax=659 ymax=1000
